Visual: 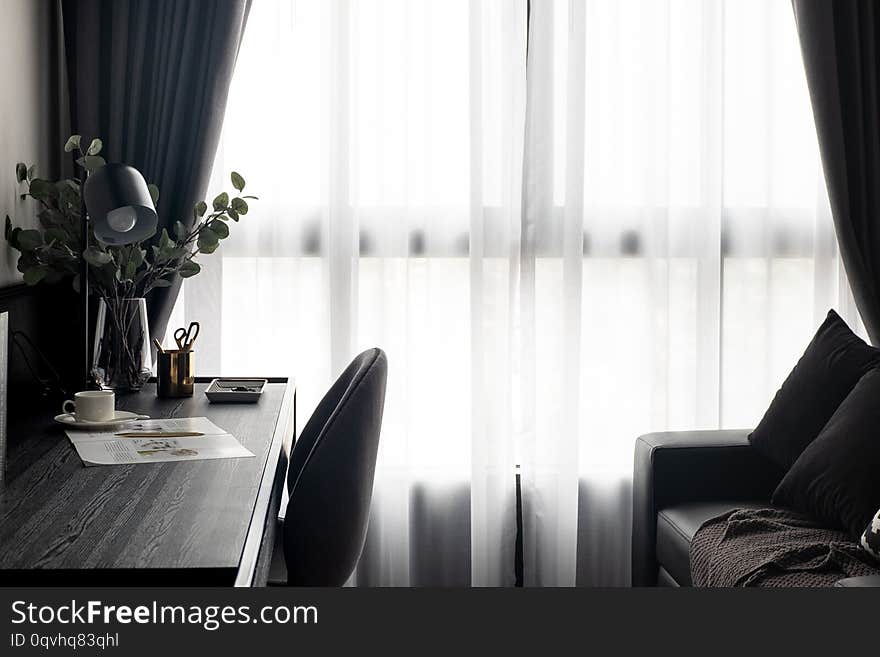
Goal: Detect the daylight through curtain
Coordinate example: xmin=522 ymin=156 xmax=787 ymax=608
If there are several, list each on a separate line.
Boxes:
xmin=168 ymin=0 xmax=860 ymax=586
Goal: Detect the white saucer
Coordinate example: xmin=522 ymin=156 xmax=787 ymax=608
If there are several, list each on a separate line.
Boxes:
xmin=54 ymin=410 xmax=151 ymax=430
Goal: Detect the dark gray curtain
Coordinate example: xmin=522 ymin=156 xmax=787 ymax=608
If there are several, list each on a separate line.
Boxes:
xmin=792 ymin=0 xmax=880 ymax=344
xmin=61 ymin=0 xmax=251 ymax=344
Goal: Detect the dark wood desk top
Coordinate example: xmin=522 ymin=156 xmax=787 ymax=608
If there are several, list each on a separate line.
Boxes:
xmin=0 ymin=378 xmax=294 ymax=585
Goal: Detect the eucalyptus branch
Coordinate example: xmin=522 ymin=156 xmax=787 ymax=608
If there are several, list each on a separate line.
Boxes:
xmin=6 ymin=134 xmax=256 ymax=300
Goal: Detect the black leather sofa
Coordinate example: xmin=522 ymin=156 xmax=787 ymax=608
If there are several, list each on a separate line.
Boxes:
xmin=631 ymin=429 xmax=880 ymax=587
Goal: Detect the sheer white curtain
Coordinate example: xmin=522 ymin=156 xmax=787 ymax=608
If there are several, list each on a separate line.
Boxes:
xmin=525 ymin=0 xmax=861 ymax=586
xmin=173 ymin=0 xmax=527 ymax=586
xmin=168 ymin=0 xmax=860 ymax=586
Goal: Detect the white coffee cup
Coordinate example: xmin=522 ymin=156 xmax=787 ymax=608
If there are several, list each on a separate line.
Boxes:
xmin=62 ymin=390 xmax=116 ymax=422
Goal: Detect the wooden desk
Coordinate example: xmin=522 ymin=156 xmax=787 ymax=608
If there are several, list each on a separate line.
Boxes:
xmin=0 ymin=378 xmax=294 ymax=586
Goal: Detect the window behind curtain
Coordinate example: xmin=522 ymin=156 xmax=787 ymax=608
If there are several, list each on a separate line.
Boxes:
xmin=165 ymin=0 xmax=861 ymax=586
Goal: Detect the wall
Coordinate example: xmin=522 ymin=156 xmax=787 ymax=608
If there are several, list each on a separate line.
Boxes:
xmin=0 ymin=0 xmax=71 ymax=402
xmin=0 ymin=0 xmax=64 ymax=287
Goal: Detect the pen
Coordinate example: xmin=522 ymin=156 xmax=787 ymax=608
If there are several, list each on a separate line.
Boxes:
xmin=114 ymin=431 xmax=205 ymax=437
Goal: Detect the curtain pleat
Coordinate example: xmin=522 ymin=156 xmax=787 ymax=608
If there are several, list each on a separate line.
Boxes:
xmin=791 ymin=0 xmax=880 ymax=345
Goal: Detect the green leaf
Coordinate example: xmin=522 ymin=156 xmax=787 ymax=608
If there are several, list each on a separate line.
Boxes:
xmin=147 ymin=183 xmax=160 ymax=205
xmin=241 ymin=195 xmax=259 ymax=200
xmin=4 ymin=216 xmax=10 ymax=240
xmin=64 ymin=135 xmax=81 ymax=153
xmin=23 ymin=267 xmax=47 ymax=286
xmin=197 ymin=228 xmax=220 ymax=253
xmin=226 ymin=208 xmax=239 ymax=222
xmin=212 ymin=192 xmax=229 ymax=212
xmin=231 ymin=197 xmax=249 ymax=215
xmin=131 ymin=247 xmax=146 ymax=267
xmin=158 ymin=228 xmax=174 ymax=251
xmin=15 ymin=163 xmax=27 ymax=183
xmin=76 ymin=155 xmax=106 ymax=173
xmin=209 ymin=220 xmax=229 ymax=239
xmin=231 ymin=171 xmax=246 ymax=192
xmin=179 ymin=261 xmax=201 ymax=278
xmin=28 ymin=179 xmax=58 ymax=200
xmin=56 ymin=181 xmax=79 ymax=208
xmin=44 ymin=227 xmax=69 ymax=244
xmin=16 ymin=252 xmax=37 ymax=272
xmin=59 ymin=178 xmax=79 ymax=192
xmin=194 ymin=200 xmax=208 ymax=218
xmin=83 ymin=246 xmax=112 ymax=267
xmin=124 ymin=259 xmax=137 ymax=280
xmin=152 ymin=278 xmax=173 ymax=288
xmin=16 ymin=229 xmax=42 ymax=251
xmin=86 ymin=138 xmax=103 ymax=156
xmin=198 ymin=227 xmax=220 ymax=246
xmin=155 ymin=228 xmax=186 ymax=263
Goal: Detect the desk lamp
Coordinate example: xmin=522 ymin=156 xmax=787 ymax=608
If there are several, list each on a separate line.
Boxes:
xmin=80 ymin=163 xmax=158 ymax=387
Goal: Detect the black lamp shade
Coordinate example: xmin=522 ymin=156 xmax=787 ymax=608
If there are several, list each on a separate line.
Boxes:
xmin=83 ymin=163 xmax=158 ymax=245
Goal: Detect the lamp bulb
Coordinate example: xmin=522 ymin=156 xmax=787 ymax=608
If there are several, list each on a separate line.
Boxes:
xmin=106 ymin=207 xmax=137 ymax=233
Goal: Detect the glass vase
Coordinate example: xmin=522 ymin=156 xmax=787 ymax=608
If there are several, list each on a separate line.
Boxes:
xmin=92 ymin=297 xmax=152 ymax=392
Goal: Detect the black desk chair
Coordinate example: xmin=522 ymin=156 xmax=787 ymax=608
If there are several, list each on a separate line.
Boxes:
xmin=283 ymin=348 xmax=388 ymax=585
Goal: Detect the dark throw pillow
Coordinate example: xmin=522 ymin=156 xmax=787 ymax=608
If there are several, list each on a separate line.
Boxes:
xmin=772 ymin=367 xmax=880 ymax=539
xmin=748 ymin=309 xmax=879 ymax=470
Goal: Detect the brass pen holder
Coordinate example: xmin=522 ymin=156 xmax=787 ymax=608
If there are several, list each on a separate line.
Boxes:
xmin=157 ymin=350 xmax=195 ymax=398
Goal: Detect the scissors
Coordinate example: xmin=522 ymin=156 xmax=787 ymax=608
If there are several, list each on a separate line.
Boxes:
xmin=173 ymin=321 xmax=200 ymax=351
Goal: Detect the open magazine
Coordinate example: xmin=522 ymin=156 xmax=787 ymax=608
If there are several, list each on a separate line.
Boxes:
xmin=66 ymin=417 xmax=254 ymax=467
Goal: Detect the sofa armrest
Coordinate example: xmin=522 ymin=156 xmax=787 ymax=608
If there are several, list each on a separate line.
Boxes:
xmin=834 ymin=576 xmax=880 ymax=587
xmin=631 ymin=429 xmax=784 ymax=586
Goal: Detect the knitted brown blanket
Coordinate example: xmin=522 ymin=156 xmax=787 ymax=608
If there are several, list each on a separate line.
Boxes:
xmin=690 ymin=508 xmax=880 ymax=587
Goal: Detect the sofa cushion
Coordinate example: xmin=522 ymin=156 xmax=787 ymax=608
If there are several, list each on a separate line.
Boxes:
xmin=656 ymin=501 xmax=763 ymax=586
xmin=748 ymin=310 xmax=880 ymax=471
xmin=773 ymin=368 xmax=880 ymax=539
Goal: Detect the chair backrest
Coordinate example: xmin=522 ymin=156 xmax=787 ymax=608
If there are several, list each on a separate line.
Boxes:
xmin=283 ymin=347 xmax=388 ymax=585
